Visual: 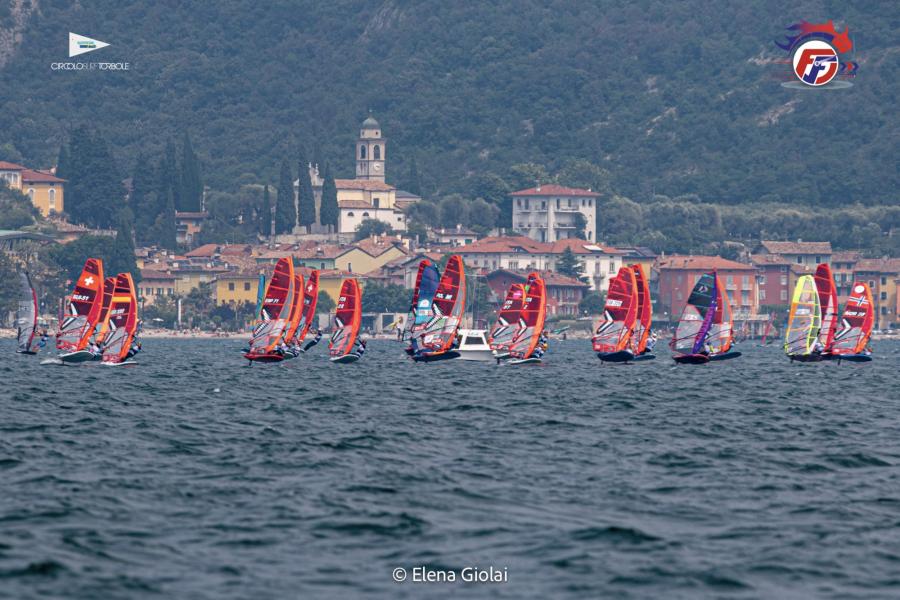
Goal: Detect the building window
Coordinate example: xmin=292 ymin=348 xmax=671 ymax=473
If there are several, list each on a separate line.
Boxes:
xmin=760 ymin=289 xmax=766 ymax=300
xmin=676 ymin=291 xmax=683 ymax=300
xmin=27 ymin=188 xmax=35 ymax=200
xmin=228 ymin=282 xmax=235 ymax=291
xmin=156 ymin=288 xmax=163 ymax=295
xmin=742 ymin=275 xmax=749 ymax=286
xmin=881 ymin=291 xmax=887 ymax=300
xmin=780 ymin=275 xmax=787 ymax=285
xmin=726 ymin=275 xmax=734 ymax=286
xmin=555 ymin=199 xmax=560 ymax=209
xmin=362 ymin=212 xmax=369 ymax=217
xmin=244 ymin=282 xmax=251 ymax=291
xmin=760 ymin=275 xmax=766 ymax=285
xmin=347 ymin=212 xmax=354 ymax=217
xmin=815 ymin=256 xmax=821 ymax=263
xmin=881 ymin=277 xmax=887 ymax=285
xmin=374 ymin=145 xmax=381 ymax=159
xmin=374 ymin=198 xmax=380 ymax=208
xmin=397 ymin=217 xmax=402 ymax=222
xmin=796 ymin=256 xmax=803 ymax=264
xmin=781 ymin=290 xmax=788 ymax=301
xmin=48 ymin=188 xmax=56 ymax=209
xmin=360 ymin=145 xmax=366 ymax=159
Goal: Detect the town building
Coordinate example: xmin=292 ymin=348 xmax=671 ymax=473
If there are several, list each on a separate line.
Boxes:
xmin=830 ymin=250 xmax=862 ymax=303
xmin=756 ymin=240 xmax=832 ymax=268
xmin=510 ymin=184 xmax=598 ymax=243
xmin=750 ymin=254 xmax=792 ymax=308
xmin=0 ymin=160 xmax=65 ymax=216
xmin=175 ymin=211 xmax=208 ymax=245
xmin=138 ymin=270 xmax=177 ymax=305
xmin=433 ymin=226 xmax=477 ymax=247
xmin=213 ymin=270 xmax=261 ymax=306
xmin=484 ymin=269 xmax=590 ymax=317
xmin=547 ymin=238 xmax=623 ymax=293
xmin=656 ymin=255 xmax=758 ymax=319
xmin=294 ymin=116 xmax=418 ymax=236
xmin=853 ymin=258 xmax=900 ymax=330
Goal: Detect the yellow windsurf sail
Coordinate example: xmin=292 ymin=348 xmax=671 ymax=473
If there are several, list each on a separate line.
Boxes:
xmin=784 ymin=275 xmax=821 ymax=356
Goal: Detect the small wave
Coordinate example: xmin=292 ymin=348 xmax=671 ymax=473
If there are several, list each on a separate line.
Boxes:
xmin=571 ymin=525 xmax=660 ymax=544
xmin=0 ymin=560 xmax=67 ymax=578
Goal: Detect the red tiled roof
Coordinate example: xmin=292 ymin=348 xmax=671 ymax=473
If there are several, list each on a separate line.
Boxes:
xmin=185 ymin=243 xmax=219 ymax=257
xmin=760 ymin=240 xmax=832 ymax=255
xmin=352 ymin=237 xmax=408 ymax=258
xmin=339 ymin=199 xmax=375 ymax=209
xmin=0 ymin=161 xmax=25 ymax=170
xmin=548 ymin=238 xmax=622 ymax=255
xmin=511 ymin=184 xmax=600 ymax=197
xmin=457 ymin=235 xmax=551 ymax=254
xmin=749 ymin=253 xmax=790 ymax=266
xmin=140 ymin=269 xmax=177 ymax=281
xmin=486 ymin=268 xmax=590 ymax=288
xmin=21 ymin=169 xmax=65 ymax=183
xmin=854 ymin=258 xmax=900 ymax=274
xmin=658 ymin=255 xmax=756 ymax=271
xmin=220 ymin=244 xmax=252 ymax=256
xmin=831 ymin=251 xmax=862 ymax=263
xmin=334 ymin=179 xmax=395 ymax=191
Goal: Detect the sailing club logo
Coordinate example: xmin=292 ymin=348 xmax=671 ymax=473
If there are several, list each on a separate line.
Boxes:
xmin=775 ymin=20 xmax=858 ymax=88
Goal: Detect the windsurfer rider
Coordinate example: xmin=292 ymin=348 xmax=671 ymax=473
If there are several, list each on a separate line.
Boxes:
xmin=125 ymin=341 xmax=142 ymax=360
xmin=353 ymin=337 xmax=367 ymax=359
xmin=645 ymin=330 xmax=658 ymax=353
xmin=38 ymin=330 xmax=49 ymax=350
xmin=532 ymin=330 xmax=549 ymax=359
xmin=812 ymin=339 xmax=825 ymax=354
xmin=89 ymin=341 xmax=103 ymax=356
xmin=302 ymin=329 xmax=323 ymax=352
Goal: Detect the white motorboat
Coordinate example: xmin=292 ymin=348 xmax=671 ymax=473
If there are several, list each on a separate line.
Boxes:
xmin=456 ymin=329 xmax=494 ymax=361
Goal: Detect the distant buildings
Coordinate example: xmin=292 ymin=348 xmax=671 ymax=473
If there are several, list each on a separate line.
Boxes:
xmin=0 ymin=160 xmax=65 ymax=216
xmin=657 ymin=255 xmax=758 ymax=318
xmin=511 ymin=183 xmax=598 ymax=243
xmin=484 ymin=269 xmax=590 ymax=317
xmin=756 ymin=240 xmax=832 ymax=268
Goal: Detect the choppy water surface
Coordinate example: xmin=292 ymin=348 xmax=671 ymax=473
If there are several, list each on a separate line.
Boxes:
xmin=2 ymin=338 xmax=899 ymax=599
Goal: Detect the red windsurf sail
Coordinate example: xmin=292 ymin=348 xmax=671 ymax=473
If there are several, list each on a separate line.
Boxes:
xmin=93 ymin=276 xmax=117 ymax=345
xmin=593 ymin=267 xmax=638 ymax=353
xmin=831 ymin=282 xmax=874 ymax=355
xmin=489 ymin=283 xmax=525 ymax=352
xmin=329 ymin=278 xmax=362 ymax=358
xmin=631 ymin=264 xmax=652 ymax=354
xmin=246 ymin=257 xmax=295 ymax=358
xmin=413 ymin=255 xmax=466 ymax=354
xmin=509 ymin=272 xmax=547 ymax=359
xmin=57 ymin=258 xmax=105 ymax=352
xmin=101 ymin=273 xmax=139 ymax=364
xmin=814 ymin=263 xmax=839 ymax=351
xmin=296 ymin=270 xmax=319 ymax=343
xmin=282 ymin=273 xmax=305 ymax=343
xmin=708 ymin=274 xmax=733 ymax=355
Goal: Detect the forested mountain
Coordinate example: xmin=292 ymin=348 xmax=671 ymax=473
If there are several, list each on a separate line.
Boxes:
xmin=0 ymin=1 xmax=897 ymax=243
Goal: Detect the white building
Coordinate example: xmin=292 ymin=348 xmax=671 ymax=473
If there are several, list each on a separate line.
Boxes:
xmin=510 ymin=184 xmax=598 ymax=243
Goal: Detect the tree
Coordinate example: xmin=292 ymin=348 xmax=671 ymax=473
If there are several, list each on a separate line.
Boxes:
xmin=406 ymin=156 xmax=422 ymax=196
xmin=355 ymin=218 xmax=391 ymax=241
xmin=316 ymin=290 xmax=335 ymax=314
xmin=319 ymin=164 xmax=339 ymax=230
xmin=0 ymin=184 xmax=39 ymax=229
xmin=65 ymin=127 xmax=123 ymax=228
xmin=438 ymin=194 xmax=468 ymax=227
xmin=275 ymin=159 xmax=295 ymax=234
xmin=468 ymin=197 xmax=499 ymax=233
xmin=158 ymin=188 xmax=178 ymax=250
xmin=297 ymin=150 xmax=316 ymax=228
xmin=110 ymin=209 xmax=140 ymax=282
xmin=573 ymin=212 xmax=588 ymax=240
xmin=130 ymin=154 xmax=161 ymax=242
xmin=55 ymin=143 xmax=70 ymax=181
xmin=578 ymin=292 xmax=606 ymax=316
xmin=179 ymin=132 xmax=203 ymax=211
xmin=556 ymin=247 xmax=587 ymax=282
xmin=259 ymin=184 xmax=272 ymax=236
xmin=361 ymin=283 xmax=409 ymax=313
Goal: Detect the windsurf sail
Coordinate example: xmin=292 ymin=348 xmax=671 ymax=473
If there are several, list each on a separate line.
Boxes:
xmin=708 ymin=274 xmax=734 ymax=355
xmin=93 ymin=276 xmax=116 ymax=345
xmin=783 ymin=275 xmax=822 ymax=356
xmin=329 ymin=278 xmax=362 ymax=358
xmin=592 ymin=266 xmax=638 ymax=354
xmin=814 ymin=263 xmax=839 ymax=351
xmin=57 ymin=258 xmax=105 ymax=353
xmin=296 ymin=270 xmax=319 ymax=343
xmin=412 ymin=255 xmax=466 ymax=355
xmin=101 ymin=273 xmax=139 ymax=364
xmin=16 ymin=271 xmax=38 ymax=353
xmin=831 ymin=282 xmax=874 ymax=356
xmin=282 ymin=273 xmax=305 ymax=343
xmin=254 ymin=273 xmax=266 ymax=319
xmin=407 ymin=260 xmax=441 ymax=344
xmin=670 ymin=272 xmax=718 ymax=355
xmin=488 ymin=283 xmax=525 ymax=352
xmin=246 ymin=257 xmax=295 ymax=357
xmin=631 ymin=264 xmax=653 ymax=354
xmin=509 ymin=272 xmax=547 ymax=360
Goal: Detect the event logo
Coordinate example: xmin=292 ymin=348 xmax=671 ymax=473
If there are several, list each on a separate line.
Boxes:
xmin=69 ymin=32 xmax=110 ymax=57
xmin=775 ymin=20 xmax=857 ymax=88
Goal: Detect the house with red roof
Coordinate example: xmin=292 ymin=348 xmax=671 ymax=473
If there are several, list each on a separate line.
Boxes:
xmin=484 ymin=268 xmax=590 ymax=317
xmin=657 ymin=255 xmax=759 ymax=318
xmin=0 ymin=160 xmax=65 ymax=216
xmin=510 ymin=183 xmax=599 ymax=243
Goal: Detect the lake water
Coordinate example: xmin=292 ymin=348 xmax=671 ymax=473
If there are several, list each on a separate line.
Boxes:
xmin=2 ymin=338 xmax=899 ymax=599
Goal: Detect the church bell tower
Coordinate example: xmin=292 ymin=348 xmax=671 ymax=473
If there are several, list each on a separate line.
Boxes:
xmin=356 ymin=115 xmax=385 ymax=182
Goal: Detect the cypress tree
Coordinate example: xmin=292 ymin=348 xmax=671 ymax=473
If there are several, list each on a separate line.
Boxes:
xmin=319 ymin=164 xmax=339 ymax=231
xmin=556 ymin=247 xmax=588 ymax=282
xmin=275 ymin=160 xmax=296 ymax=234
xmin=55 ymin=142 xmax=70 ymax=180
xmin=111 ymin=209 xmax=140 ymax=282
xmin=130 ymin=154 xmax=158 ymax=242
xmin=297 ymin=151 xmax=316 ymax=229
xmin=162 ymin=139 xmax=179 ymax=209
xmin=259 ymin=184 xmax=272 ymax=236
xmin=65 ymin=127 xmax=122 ymax=229
xmin=407 ymin=157 xmax=422 ymax=197
xmin=159 ymin=188 xmax=178 ymax=250
xmin=179 ymin=132 xmax=202 ymax=211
